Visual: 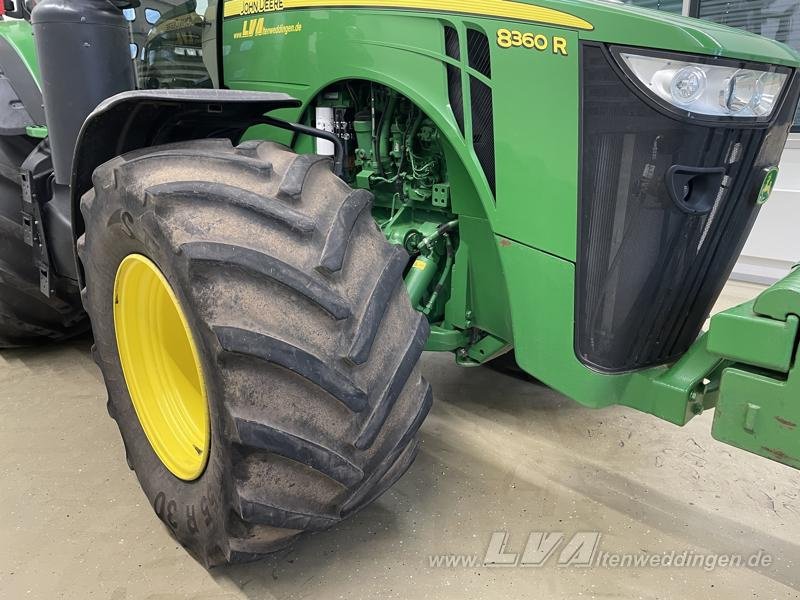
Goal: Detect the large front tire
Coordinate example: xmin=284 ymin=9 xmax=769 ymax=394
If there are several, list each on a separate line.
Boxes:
xmin=78 ymin=139 xmax=432 ymax=565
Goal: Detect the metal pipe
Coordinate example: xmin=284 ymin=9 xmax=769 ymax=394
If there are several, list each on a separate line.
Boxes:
xmin=380 ymin=90 xmax=398 ymax=162
xmin=370 ymin=83 xmax=383 ymax=176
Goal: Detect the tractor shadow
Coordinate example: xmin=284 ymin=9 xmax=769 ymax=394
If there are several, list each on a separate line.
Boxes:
xmin=0 ymin=331 xmax=96 ymax=380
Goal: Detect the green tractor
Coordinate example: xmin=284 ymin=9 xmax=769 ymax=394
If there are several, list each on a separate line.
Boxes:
xmin=0 ymin=0 xmax=798 ymax=565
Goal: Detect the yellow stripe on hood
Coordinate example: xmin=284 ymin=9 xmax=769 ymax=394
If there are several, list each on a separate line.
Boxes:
xmin=223 ymin=0 xmax=594 ymax=31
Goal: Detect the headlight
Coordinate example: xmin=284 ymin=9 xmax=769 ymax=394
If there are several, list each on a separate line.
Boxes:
xmin=619 ymin=52 xmax=789 ymax=119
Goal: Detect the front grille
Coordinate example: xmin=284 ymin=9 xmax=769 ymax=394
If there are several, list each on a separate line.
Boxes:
xmin=577 ymin=43 xmax=800 ymax=372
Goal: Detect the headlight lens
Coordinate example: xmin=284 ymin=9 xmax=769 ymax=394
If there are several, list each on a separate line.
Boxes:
xmin=620 ymin=52 xmax=789 ymax=118
xmin=669 ymin=66 xmax=706 ymax=105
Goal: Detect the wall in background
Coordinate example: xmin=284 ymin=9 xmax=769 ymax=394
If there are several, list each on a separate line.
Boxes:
xmin=694 ymin=1 xmax=800 ymax=282
xmin=624 ymin=0 xmax=799 ymax=283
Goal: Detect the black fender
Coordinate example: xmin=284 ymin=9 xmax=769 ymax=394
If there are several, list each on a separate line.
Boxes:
xmin=69 ymin=89 xmax=301 ymax=285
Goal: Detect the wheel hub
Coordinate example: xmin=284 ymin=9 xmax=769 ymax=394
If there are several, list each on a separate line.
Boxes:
xmin=113 ymin=254 xmax=209 ymax=481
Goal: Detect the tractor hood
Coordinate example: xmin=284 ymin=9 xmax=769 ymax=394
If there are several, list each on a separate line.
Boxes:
xmin=515 ymin=0 xmax=800 ymax=67
xmin=220 ymin=0 xmax=799 ymax=66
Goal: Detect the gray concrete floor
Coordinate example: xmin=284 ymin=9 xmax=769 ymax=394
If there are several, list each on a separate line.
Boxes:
xmin=1 ymin=281 xmax=798 ymax=600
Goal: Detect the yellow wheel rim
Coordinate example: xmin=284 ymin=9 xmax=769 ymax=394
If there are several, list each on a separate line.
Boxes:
xmin=113 ymin=254 xmax=210 ymax=481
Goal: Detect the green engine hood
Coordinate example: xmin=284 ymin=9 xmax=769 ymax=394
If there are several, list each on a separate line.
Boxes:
xmin=516 ymin=0 xmax=800 ymax=67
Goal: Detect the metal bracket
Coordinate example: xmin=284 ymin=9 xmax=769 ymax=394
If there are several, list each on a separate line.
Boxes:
xmin=19 ymin=168 xmax=34 ymax=246
xmin=19 ymin=145 xmax=54 ymax=298
xmin=432 ymin=183 xmax=450 ymax=208
xmin=38 ymin=263 xmax=50 ymax=297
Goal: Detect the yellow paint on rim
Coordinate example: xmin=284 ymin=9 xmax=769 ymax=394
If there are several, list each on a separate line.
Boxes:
xmin=223 ymin=0 xmax=594 ymax=31
xmin=113 ymin=254 xmax=210 ymax=481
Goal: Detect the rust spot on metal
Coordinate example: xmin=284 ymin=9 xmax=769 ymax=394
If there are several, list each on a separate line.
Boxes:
xmin=775 ymin=416 xmax=797 ymax=429
xmin=761 ymin=446 xmax=798 ymax=463
xmin=499 ymin=239 xmax=512 ymax=248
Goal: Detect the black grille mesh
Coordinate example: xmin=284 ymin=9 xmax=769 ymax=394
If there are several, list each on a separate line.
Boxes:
xmin=444 ymin=26 xmax=465 ymax=135
xmin=444 ymin=25 xmax=460 ymax=60
xmin=467 ymin=29 xmax=495 ymax=194
xmin=467 ymin=29 xmax=492 ymax=79
xmin=577 ymin=44 xmax=799 ymax=372
xmin=470 ymin=75 xmax=496 ymax=194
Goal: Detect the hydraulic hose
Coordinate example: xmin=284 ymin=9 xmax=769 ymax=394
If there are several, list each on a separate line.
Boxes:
xmin=423 ymin=233 xmax=455 ymax=315
xmin=416 ymin=220 xmax=459 ymax=252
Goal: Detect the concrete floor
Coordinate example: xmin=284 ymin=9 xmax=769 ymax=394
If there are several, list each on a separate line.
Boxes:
xmin=1 ymin=281 xmax=798 ymax=600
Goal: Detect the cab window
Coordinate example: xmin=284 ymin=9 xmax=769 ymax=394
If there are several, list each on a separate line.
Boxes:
xmin=129 ymin=1 xmax=218 ymax=90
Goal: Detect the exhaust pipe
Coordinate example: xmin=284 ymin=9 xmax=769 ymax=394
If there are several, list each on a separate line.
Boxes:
xmin=30 ymin=0 xmax=135 ymax=280
xmin=32 ymin=0 xmax=136 ymax=186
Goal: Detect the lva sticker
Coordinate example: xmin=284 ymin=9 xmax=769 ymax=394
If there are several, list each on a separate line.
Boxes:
xmin=758 ymin=166 xmax=780 ymax=205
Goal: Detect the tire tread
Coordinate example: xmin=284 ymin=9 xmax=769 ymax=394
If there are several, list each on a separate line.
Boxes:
xmin=81 ymin=138 xmax=431 ymax=565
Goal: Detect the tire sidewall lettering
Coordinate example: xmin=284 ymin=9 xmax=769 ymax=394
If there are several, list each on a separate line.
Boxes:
xmin=153 ymin=491 xmax=218 ymax=538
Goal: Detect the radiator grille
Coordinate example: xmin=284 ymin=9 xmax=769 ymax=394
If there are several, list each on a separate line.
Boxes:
xmin=577 ymin=44 xmax=799 ymax=372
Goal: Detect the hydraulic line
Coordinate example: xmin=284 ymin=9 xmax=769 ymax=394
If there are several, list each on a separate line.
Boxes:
xmin=416 ymin=220 xmax=459 ymax=253
xmin=423 ymin=233 xmax=455 ymax=315
xmin=380 ymin=91 xmax=399 ymax=163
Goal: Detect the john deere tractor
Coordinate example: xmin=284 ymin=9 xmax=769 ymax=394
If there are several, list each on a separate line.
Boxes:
xmin=1 ymin=0 xmax=798 ymax=565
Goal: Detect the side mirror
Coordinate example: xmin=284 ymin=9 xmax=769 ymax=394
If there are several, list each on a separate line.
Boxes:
xmin=6 ymin=0 xmax=31 ymax=19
